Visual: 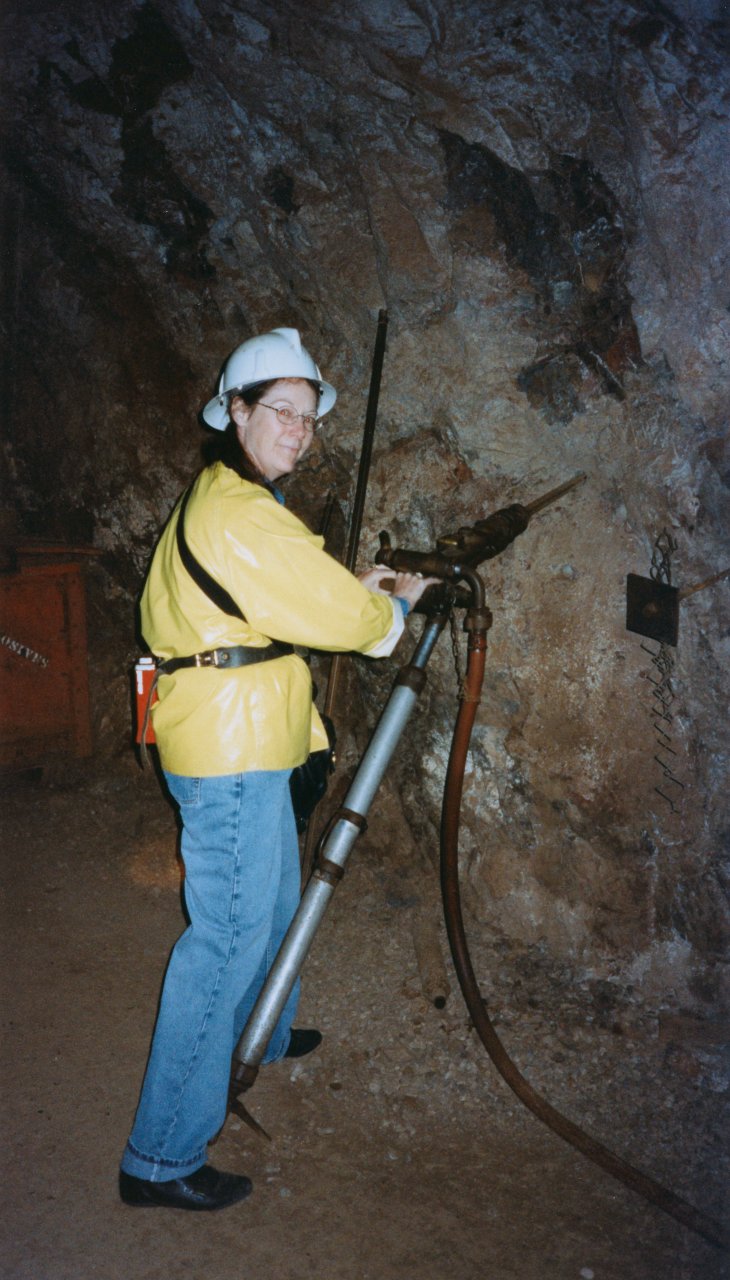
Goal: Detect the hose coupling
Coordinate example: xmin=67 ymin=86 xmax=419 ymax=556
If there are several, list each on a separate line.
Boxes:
xmin=396 ymin=665 xmax=428 ymax=693
xmin=464 ymin=607 xmax=493 ymax=633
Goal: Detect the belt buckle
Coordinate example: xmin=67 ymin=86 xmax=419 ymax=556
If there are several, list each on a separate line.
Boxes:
xmin=207 ymin=650 xmax=230 ymax=670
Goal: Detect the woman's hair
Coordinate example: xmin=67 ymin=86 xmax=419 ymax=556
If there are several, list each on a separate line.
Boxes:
xmin=202 ymin=377 xmax=321 ymax=484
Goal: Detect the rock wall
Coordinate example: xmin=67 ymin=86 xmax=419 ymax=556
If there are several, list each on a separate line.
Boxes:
xmin=2 ymin=0 xmax=728 ymax=1003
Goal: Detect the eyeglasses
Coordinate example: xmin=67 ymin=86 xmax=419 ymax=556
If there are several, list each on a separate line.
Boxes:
xmin=255 ymin=402 xmax=319 ymax=433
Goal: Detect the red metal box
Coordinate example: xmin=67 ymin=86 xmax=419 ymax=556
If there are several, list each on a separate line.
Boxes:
xmin=0 ymin=558 xmax=92 ymax=769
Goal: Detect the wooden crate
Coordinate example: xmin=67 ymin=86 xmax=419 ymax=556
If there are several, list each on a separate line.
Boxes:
xmin=0 ymin=557 xmax=92 ymax=769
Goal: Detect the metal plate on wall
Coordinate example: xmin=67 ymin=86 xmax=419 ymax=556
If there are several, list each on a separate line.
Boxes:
xmin=626 ymin=573 xmax=679 ymax=647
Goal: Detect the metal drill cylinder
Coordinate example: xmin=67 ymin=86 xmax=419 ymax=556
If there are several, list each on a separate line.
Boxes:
xmin=233 ymin=618 xmax=445 ymax=1069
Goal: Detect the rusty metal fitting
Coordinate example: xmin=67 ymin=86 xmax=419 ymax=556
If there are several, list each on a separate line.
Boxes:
xmin=463 ymin=608 xmax=493 ymax=632
xmin=396 ymin=665 xmax=428 ymax=693
xmin=230 ymin=1060 xmax=259 ymax=1095
xmin=338 ymin=806 xmax=368 ymax=833
xmin=314 ymin=857 xmax=346 ymax=887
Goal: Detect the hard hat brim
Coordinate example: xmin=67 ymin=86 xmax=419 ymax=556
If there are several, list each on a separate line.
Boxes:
xmin=202 ymin=378 xmax=336 ymax=431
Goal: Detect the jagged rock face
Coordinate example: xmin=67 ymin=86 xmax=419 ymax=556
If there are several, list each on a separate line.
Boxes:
xmin=2 ymin=1 xmax=728 ymax=999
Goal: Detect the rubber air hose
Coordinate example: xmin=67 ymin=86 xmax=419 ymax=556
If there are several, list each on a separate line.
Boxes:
xmin=439 ymin=617 xmax=727 ymax=1251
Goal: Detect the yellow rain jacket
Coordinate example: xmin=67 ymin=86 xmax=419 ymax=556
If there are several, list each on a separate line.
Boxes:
xmin=140 ymin=462 xmax=404 ymax=776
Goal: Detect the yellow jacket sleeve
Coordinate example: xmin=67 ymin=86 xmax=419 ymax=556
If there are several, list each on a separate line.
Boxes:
xmin=192 ymin=468 xmax=402 ymax=656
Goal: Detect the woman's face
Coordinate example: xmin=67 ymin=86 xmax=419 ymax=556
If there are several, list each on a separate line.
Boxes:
xmin=231 ymin=378 xmax=318 ymax=481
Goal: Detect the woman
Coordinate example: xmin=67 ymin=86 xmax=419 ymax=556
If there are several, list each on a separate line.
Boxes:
xmin=119 ymin=327 xmax=433 ymax=1211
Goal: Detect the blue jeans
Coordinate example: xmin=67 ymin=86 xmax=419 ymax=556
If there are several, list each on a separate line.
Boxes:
xmin=120 ymin=769 xmax=300 ymax=1181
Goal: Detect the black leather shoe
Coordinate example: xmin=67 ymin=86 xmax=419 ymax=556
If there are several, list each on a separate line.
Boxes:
xmin=283 ymin=1028 xmax=322 ymax=1059
xmin=119 ymin=1164 xmax=252 ymax=1211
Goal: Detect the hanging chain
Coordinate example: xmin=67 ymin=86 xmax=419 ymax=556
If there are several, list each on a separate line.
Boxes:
xmin=449 ymin=610 xmax=466 ymax=700
xmin=650 ymin=528 xmax=677 ymax=586
xmin=642 ymin=528 xmax=685 ymax=813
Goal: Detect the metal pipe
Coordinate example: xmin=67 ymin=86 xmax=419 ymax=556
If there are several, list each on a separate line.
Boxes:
xmin=411 ymin=910 xmax=451 ymax=1009
xmin=233 ymin=616 xmax=445 ymax=1071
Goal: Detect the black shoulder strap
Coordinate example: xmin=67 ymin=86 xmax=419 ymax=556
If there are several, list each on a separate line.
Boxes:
xmin=175 ymin=485 xmax=246 ymax=621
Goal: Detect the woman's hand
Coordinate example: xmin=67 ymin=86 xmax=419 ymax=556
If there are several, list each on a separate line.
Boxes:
xmin=358 ymin=566 xmax=440 ymax=608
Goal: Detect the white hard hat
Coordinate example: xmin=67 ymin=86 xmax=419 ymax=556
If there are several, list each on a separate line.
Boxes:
xmin=202 ymin=327 xmax=337 ymax=430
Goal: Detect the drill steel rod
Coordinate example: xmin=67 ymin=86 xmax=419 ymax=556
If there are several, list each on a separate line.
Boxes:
xmin=524 ymin=470 xmax=586 ymax=515
xmin=323 ymin=309 xmax=388 ymax=723
xmin=344 ymin=309 xmax=389 ymax=575
xmin=678 ymin=566 xmax=730 ymax=600
xmin=300 ymin=313 xmax=389 ymax=886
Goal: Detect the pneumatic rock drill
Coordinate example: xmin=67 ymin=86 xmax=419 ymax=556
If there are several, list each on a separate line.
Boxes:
xmin=228 ymin=474 xmax=581 ymax=1092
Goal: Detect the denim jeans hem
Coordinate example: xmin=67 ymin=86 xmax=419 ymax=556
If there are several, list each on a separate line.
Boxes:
xmin=120 ymin=1138 xmax=207 ymax=1182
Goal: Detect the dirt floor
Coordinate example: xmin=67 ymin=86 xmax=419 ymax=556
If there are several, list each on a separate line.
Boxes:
xmin=2 ymin=759 xmax=728 ymax=1280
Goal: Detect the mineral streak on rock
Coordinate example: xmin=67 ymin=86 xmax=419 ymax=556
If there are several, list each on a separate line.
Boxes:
xmin=1 ymin=0 xmax=727 ymax=1011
